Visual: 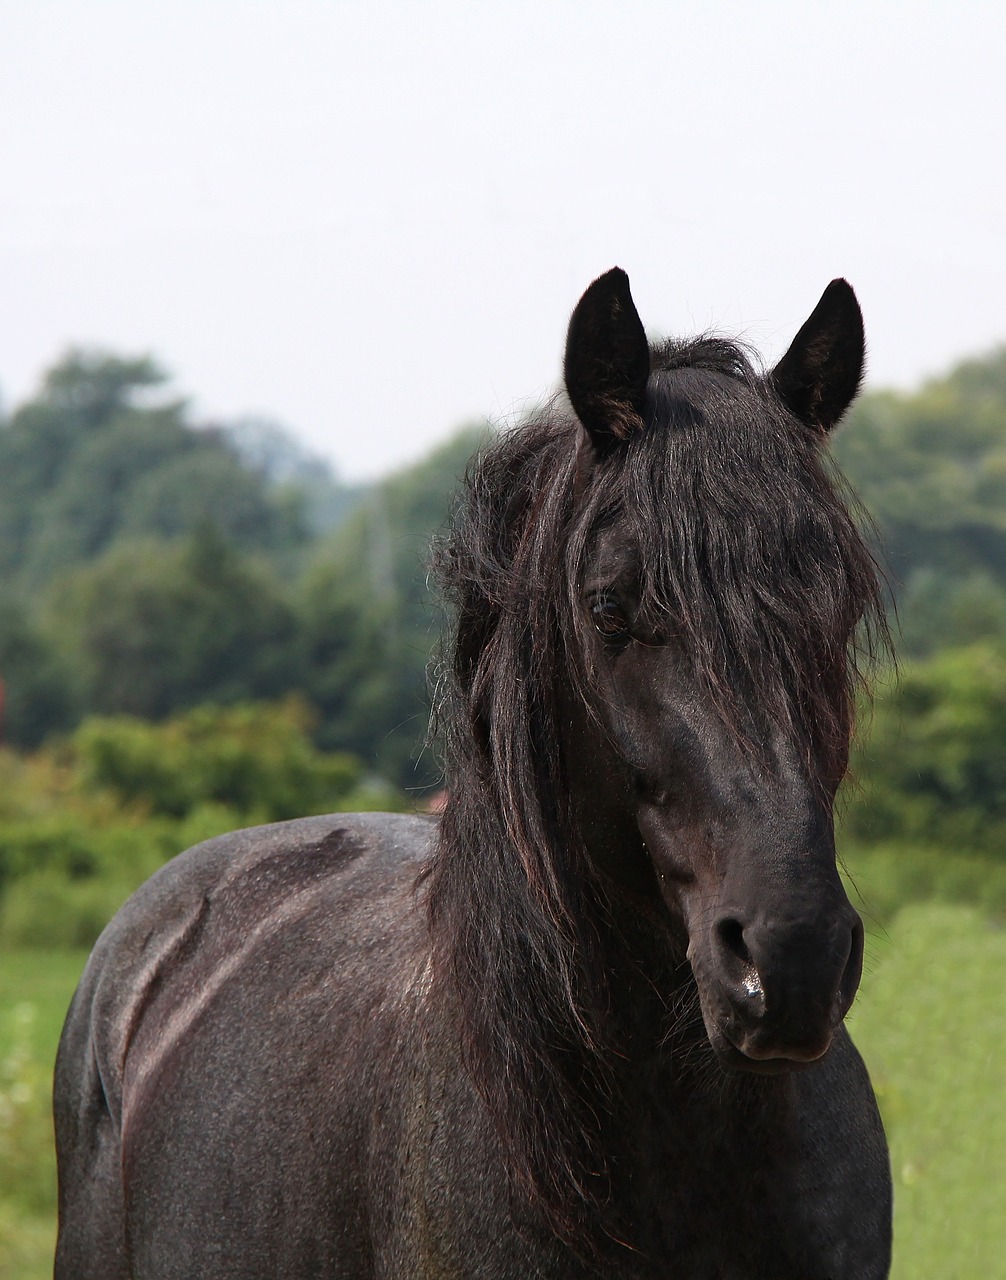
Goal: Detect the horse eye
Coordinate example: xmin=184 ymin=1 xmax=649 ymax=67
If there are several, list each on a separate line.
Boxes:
xmin=590 ymin=593 xmax=630 ymax=639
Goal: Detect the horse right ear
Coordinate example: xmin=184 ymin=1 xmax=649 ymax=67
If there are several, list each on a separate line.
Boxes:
xmin=564 ymin=268 xmax=650 ymax=455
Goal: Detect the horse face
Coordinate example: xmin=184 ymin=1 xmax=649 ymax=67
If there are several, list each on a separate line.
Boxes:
xmin=564 ymin=268 xmax=871 ymax=1073
xmin=576 ymin=520 xmax=864 ymax=1074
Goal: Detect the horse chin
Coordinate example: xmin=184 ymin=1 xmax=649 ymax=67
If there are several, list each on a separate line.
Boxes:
xmin=706 ymin=1024 xmax=828 ymax=1077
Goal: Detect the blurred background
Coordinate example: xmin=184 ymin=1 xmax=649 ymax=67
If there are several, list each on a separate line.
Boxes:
xmin=1 ymin=2 xmax=1005 ymax=1275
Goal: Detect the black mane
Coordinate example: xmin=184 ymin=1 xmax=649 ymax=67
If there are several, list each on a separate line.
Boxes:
xmin=425 ymin=336 xmax=888 ymax=1248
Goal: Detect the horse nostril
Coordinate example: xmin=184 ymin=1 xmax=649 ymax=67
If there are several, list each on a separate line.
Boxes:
xmin=714 ymin=918 xmax=764 ymax=1001
xmin=716 ymin=918 xmax=752 ymax=967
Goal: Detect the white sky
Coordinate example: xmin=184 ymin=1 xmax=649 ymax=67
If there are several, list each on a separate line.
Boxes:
xmin=2 ymin=1 xmax=1005 ymax=480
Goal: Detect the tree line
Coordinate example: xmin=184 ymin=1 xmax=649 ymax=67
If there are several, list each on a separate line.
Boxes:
xmin=0 ymin=349 xmax=482 ymax=788
xmin=4 ymin=341 xmax=1006 ymax=841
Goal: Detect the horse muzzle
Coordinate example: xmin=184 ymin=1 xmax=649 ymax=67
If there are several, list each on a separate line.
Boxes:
xmin=689 ymin=905 xmax=865 ymax=1074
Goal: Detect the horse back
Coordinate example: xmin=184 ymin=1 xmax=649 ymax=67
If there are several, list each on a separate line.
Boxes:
xmin=54 ymin=812 xmax=438 ymax=1280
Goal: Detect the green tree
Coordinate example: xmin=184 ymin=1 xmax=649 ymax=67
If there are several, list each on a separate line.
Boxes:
xmin=835 ymin=347 xmax=1006 ymax=654
xmin=0 ymin=353 xmax=166 ymax=580
xmin=846 ymin=643 xmax=1006 ymax=853
xmin=0 ymin=350 xmax=312 ymax=593
xmin=298 ymin=426 xmax=485 ymax=787
xmin=895 ymin=569 xmax=1006 ymax=657
xmin=73 ymin=698 xmax=371 ymax=822
xmin=52 ymin=526 xmax=300 ymax=720
xmin=0 ymin=603 xmax=76 ymax=749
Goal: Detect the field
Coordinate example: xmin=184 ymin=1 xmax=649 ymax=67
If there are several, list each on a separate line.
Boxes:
xmin=0 ymin=950 xmax=88 ymax=1280
xmin=852 ymin=904 xmax=1006 ymax=1278
xmin=1 ymin=907 xmax=1003 ymax=1279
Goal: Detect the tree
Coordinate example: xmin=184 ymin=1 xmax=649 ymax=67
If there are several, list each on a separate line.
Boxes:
xmin=846 ymin=643 xmax=1006 ymax=853
xmin=834 ymin=348 xmax=1006 ymax=653
xmin=0 ymin=354 xmax=167 ymax=572
xmin=52 ymin=526 xmax=301 ymax=721
xmin=0 ymin=350 xmax=313 ymax=593
xmin=298 ymin=426 xmax=486 ymax=786
xmin=224 ymin=416 xmax=366 ymax=534
xmin=0 ymin=601 xmax=76 ymax=748
xmin=73 ymin=699 xmax=370 ymax=822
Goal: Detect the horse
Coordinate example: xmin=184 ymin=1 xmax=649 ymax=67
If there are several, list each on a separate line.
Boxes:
xmin=54 ymin=268 xmax=893 ymax=1278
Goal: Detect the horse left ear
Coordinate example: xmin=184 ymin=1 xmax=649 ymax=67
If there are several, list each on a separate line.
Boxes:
xmin=564 ymin=268 xmax=650 ymax=454
xmin=771 ymin=280 xmax=865 ymax=433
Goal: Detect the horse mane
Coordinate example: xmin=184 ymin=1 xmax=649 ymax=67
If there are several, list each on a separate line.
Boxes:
xmin=423 ymin=335 xmax=888 ymax=1253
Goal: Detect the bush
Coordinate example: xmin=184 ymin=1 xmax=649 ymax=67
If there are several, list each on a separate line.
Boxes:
xmin=73 ymin=698 xmax=367 ymax=821
xmin=0 ymin=872 xmax=146 ymax=950
xmin=845 ymin=644 xmax=1006 ymax=856
xmin=0 ymin=700 xmax=406 ymax=950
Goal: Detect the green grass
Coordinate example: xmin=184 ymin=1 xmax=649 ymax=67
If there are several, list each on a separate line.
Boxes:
xmin=0 ymin=950 xmax=87 ymax=1280
xmin=841 ymin=839 xmax=1006 ymax=925
xmin=0 ymin=950 xmax=88 ymax=1057
xmin=1 ymin=908 xmax=1005 ymax=1278
xmin=851 ymin=903 xmax=1006 ymax=1279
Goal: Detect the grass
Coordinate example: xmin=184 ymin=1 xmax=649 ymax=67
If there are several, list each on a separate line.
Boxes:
xmin=840 ymin=838 xmax=1006 ymax=925
xmin=851 ymin=903 xmax=1006 ymax=1280
xmin=0 ymin=950 xmax=87 ymax=1280
xmin=1 ymin=906 xmax=1004 ymax=1278
xmin=0 ymin=951 xmax=89 ymax=1057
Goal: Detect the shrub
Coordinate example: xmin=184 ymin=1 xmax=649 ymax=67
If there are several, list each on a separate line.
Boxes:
xmin=73 ymin=698 xmax=367 ymax=822
xmin=0 ymin=700 xmax=406 ymax=950
xmin=845 ymin=644 xmax=1006 ymax=857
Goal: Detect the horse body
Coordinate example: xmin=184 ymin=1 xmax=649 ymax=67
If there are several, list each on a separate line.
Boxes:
xmin=56 ymin=815 xmax=887 ymax=1279
xmin=55 ymin=270 xmax=893 ymax=1277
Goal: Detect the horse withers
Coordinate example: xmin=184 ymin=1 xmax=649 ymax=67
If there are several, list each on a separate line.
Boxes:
xmin=54 ymin=269 xmax=892 ymax=1278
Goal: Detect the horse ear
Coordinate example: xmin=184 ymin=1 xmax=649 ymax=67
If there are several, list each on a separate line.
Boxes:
xmin=771 ymin=279 xmax=865 ymax=433
xmin=564 ymin=268 xmax=650 ymax=454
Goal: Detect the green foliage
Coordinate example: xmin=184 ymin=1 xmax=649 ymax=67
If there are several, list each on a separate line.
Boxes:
xmin=0 ymin=350 xmax=311 ymax=594
xmin=112 ymin=430 xmax=302 ymax=550
xmin=50 ymin=527 xmax=301 ymax=719
xmin=0 ymin=702 xmax=404 ymax=950
xmin=835 ymin=347 xmax=1006 ymax=654
xmin=0 ymin=602 xmax=77 ymax=748
xmin=74 ymin=698 xmax=366 ymax=821
xmin=0 ymin=811 xmax=164 ymax=890
xmin=0 ymin=872 xmax=142 ymax=953
xmin=841 ymin=840 xmax=1006 ymax=925
xmin=894 ymin=568 xmax=1006 ymax=656
xmin=224 ymin=416 xmax=366 ymax=535
xmin=0 ymin=349 xmax=367 ymax=754
xmin=846 ymin=645 xmax=1006 ymax=854
xmin=0 ymin=345 xmax=483 ymax=780
xmin=299 ymin=426 xmax=486 ymax=785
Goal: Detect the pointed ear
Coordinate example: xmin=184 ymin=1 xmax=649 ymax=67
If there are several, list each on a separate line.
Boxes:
xmin=564 ymin=268 xmax=650 ymax=454
xmin=771 ymin=280 xmax=865 ymax=433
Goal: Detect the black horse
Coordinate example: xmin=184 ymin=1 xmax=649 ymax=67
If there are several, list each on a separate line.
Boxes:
xmin=54 ymin=269 xmax=892 ymax=1278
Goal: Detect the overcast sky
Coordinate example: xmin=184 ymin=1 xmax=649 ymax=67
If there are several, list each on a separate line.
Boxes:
xmin=3 ymin=1 xmax=1005 ymax=479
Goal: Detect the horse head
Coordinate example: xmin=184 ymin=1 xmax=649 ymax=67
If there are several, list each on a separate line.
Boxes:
xmin=563 ymin=268 xmax=880 ymax=1073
